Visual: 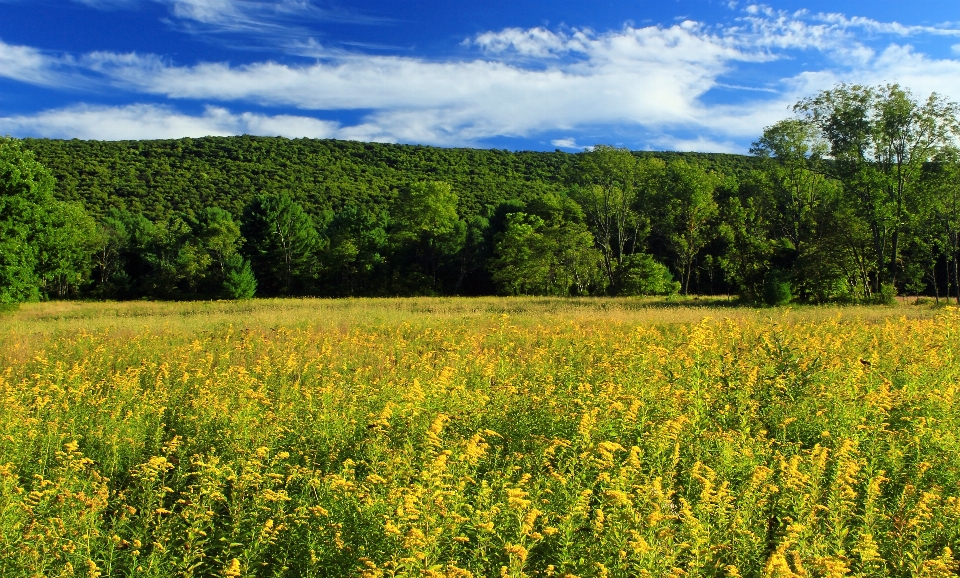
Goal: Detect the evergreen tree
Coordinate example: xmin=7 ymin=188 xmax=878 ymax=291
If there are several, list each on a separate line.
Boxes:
xmin=222 ymin=253 xmax=258 ymax=299
xmin=242 ymin=193 xmax=321 ymax=296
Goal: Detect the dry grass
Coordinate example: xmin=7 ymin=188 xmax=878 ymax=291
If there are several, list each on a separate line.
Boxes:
xmin=0 ymin=295 xmax=942 ymax=338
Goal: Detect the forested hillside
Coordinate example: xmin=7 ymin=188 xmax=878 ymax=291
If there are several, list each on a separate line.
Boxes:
xmin=4 ymin=83 xmax=960 ymax=305
xmin=22 ymin=136 xmax=758 ymax=223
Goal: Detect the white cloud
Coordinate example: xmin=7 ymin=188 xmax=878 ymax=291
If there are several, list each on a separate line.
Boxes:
xmin=0 ymin=40 xmax=83 ymax=87
xmin=0 ymin=104 xmax=341 ymax=140
xmin=166 ymin=0 xmax=242 ymax=25
xmin=73 ymin=23 xmax=755 ymax=146
xmin=5 ymin=7 xmax=960 ymax=148
xmin=551 ymin=138 xmax=583 ymax=150
xmin=472 ymin=27 xmax=582 ymax=58
xmin=653 ymin=135 xmax=742 ymax=154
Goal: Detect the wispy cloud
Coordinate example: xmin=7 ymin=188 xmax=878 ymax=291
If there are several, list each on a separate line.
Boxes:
xmin=0 ymin=103 xmax=341 ymax=140
xmin=69 ymin=0 xmax=388 ymax=50
xmin=4 ymin=7 xmax=960 ymax=147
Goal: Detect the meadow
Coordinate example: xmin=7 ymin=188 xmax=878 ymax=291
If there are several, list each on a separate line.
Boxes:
xmin=1 ymin=297 xmax=959 ymax=577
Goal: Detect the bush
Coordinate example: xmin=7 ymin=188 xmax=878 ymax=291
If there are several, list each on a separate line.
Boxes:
xmin=615 ymin=253 xmax=680 ymax=296
xmin=763 ymin=270 xmax=793 ymax=306
xmin=874 ymin=283 xmax=897 ymax=305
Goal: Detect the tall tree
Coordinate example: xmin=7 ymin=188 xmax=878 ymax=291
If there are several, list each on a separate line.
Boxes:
xmin=390 ymin=181 xmax=466 ymax=292
xmin=0 ymin=138 xmax=54 ymax=302
xmin=488 ymin=211 xmax=601 ymax=296
xmin=718 ymin=195 xmax=773 ymax=300
xmin=658 ymin=160 xmax=720 ymax=295
xmin=571 ymin=147 xmax=659 ymax=289
xmin=90 ymin=211 xmax=131 ymax=296
xmin=0 ymin=137 xmax=98 ymax=302
xmin=322 ymin=204 xmax=389 ymax=296
xmin=36 ymin=201 xmax=98 ymax=298
xmin=242 ymin=193 xmax=321 ymax=296
xmin=796 ymin=83 xmax=958 ymax=291
xmin=197 ymin=207 xmax=256 ymax=298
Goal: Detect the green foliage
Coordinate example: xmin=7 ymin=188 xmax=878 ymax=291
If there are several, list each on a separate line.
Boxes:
xmin=490 ymin=213 xmax=553 ymax=295
xmin=222 ymin=254 xmax=257 ymax=299
xmin=241 ymin=194 xmax=321 ymax=296
xmin=796 ymin=83 xmax=958 ymax=290
xmin=874 ymin=282 xmax=898 ymax=305
xmin=0 ymin=137 xmax=99 ymax=303
xmin=36 ymin=202 xmax=99 ymax=298
xmin=489 ymin=211 xmax=601 ymax=296
xmin=390 ymin=181 xmax=466 ymax=293
xmin=10 ymin=83 xmax=960 ymax=303
xmin=614 ymin=253 xmax=679 ymax=296
xmin=322 ymin=204 xmax=389 ymax=295
xmin=657 ymin=160 xmax=721 ymax=295
xmin=763 ymin=269 xmax=794 ymax=306
xmin=570 ymin=147 xmax=656 ymax=287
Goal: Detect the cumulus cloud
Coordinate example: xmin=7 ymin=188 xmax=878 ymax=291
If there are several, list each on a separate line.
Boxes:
xmin=0 ymin=104 xmax=341 ymax=140
xmin=4 ymin=7 xmax=960 ymax=147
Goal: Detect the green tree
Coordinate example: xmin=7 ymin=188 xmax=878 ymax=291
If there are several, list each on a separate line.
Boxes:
xmin=571 ymin=147 xmax=658 ymax=288
xmin=242 ymin=193 xmax=321 ymax=296
xmin=322 ymin=205 xmax=389 ymax=296
xmin=90 ymin=212 xmax=132 ymax=297
xmin=390 ymin=181 xmax=466 ymax=292
xmin=196 ymin=207 xmax=256 ymax=298
xmin=222 ymin=254 xmax=257 ymax=299
xmin=658 ymin=160 xmax=720 ymax=295
xmin=36 ymin=201 xmax=98 ymax=298
xmin=718 ymin=196 xmax=773 ymax=300
xmin=140 ymin=216 xmax=209 ymax=298
xmin=0 ymin=137 xmax=98 ymax=302
xmin=796 ymin=83 xmax=958 ymax=292
xmin=489 ymin=203 xmax=601 ymax=296
xmin=489 ymin=213 xmax=554 ymax=295
xmin=750 ymin=119 xmax=833 ymax=258
xmin=614 ymin=253 xmax=679 ymax=296
xmin=925 ymin=150 xmax=960 ymax=303
xmin=0 ymin=138 xmax=55 ymax=302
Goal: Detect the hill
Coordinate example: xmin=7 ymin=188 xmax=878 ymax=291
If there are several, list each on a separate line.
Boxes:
xmin=21 ymin=136 xmax=760 ymax=222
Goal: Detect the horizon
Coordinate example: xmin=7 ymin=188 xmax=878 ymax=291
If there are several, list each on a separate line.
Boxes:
xmin=17 ymin=133 xmax=762 ymax=156
xmin=2 ymin=1 xmax=960 ymax=154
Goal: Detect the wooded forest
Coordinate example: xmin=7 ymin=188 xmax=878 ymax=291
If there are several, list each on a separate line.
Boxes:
xmin=4 ymin=83 xmax=960 ymax=304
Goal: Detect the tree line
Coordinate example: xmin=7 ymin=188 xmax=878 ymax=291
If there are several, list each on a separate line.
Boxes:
xmin=4 ymin=82 xmax=960 ymax=304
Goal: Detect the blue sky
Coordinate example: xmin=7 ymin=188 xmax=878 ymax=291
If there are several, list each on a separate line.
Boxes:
xmin=2 ymin=0 xmax=960 ymax=152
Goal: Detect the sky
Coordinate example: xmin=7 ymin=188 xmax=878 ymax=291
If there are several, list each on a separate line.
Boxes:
xmin=1 ymin=1 xmax=960 ymax=153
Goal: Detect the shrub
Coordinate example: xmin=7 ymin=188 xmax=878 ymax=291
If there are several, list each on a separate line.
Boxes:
xmin=615 ymin=253 xmax=680 ymax=296
xmin=874 ymin=282 xmax=897 ymax=305
xmin=762 ymin=270 xmax=793 ymax=306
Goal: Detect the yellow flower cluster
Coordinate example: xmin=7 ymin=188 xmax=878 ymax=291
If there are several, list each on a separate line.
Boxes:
xmin=1 ymin=301 xmax=959 ymax=576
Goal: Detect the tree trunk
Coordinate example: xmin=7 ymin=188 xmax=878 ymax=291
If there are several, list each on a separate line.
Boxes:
xmin=889 ymin=228 xmax=900 ymax=288
xmin=954 ymin=248 xmax=960 ymax=305
xmin=930 ymin=261 xmax=939 ymax=304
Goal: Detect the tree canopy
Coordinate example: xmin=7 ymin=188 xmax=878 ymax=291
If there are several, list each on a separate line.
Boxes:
xmin=4 ymin=82 xmax=960 ymax=303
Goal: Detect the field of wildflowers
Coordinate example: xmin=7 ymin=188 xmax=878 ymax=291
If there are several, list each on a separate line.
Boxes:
xmin=1 ymin=298 xmax=958 ymax=577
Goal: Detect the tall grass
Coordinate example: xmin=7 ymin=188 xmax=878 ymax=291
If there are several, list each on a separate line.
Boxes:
xmin=0 ymin=298 xmax=957 ymax=577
